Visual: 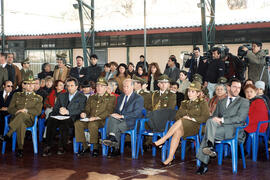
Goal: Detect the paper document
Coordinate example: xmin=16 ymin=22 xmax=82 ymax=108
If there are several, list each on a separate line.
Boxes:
xmin=51 ymin=116 xmax=70 ymax=120
xmin=80 ymin=118 xmax=89 ymax=122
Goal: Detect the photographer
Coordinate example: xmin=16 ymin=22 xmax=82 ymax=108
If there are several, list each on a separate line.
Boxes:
xmin=222 ymin=47 xmax=245 ymax=82
xmin=185 ymin=47 xmax=208 ymax=82
xmin=242 ymin=41 xmax=268 ymax=85
xmin=204 ymin=47 xmax=225 ymax=98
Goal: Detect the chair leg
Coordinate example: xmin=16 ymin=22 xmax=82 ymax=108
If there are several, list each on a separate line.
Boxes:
xmin=136 ymin=134 xmax=141 ymax=159
xmin=101 ymin=129 xmax=107 ymax=156
xmin=252 ymin=134 xmax=258 ymax=162
xmin=161 ymin=141 xmax=167 ymax=162
xmin=246 ymin=135 xmax=251 ymax=157
xmin=73 ymin=137 xmax=79 ymax=154
xmin=240 ymin=143 xmax=246 ymax=169
xmin=32 ymin=128 xmax=38 ymax=154
xmin=195 ymin=136 xmax=201 ymax=167
xmin=152 ymin=135 xmax=157 ymax=157
xmin=231 ymin=141 xmax=238 ymax=174
xmin=12 ymin=132 xmax=17 ymax=152
xmin=181 ymin=139 xmax=186 ymax=161
xmin=120 ymin=134 xmax=126 ymax=154
xmin=217 ymin=143 xmax=224 ymax=165
xmin=263 ymin=135 xmax=269 ymax=160
xmin=131 ymin=131 xmax=136 ymax=159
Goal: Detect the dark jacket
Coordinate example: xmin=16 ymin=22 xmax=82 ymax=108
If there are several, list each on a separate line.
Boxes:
xmin=85 ymin=64 xmax=102 ymax=83
xmin=0 ymin=90 xmax=14 ymax=108
xmin=5 ymin=64 xmax=15 ymax=83
xmin=69 ymin=67 xmax=88 ymax=84
xmin=114 ymin=92 xmax=144 ymax=129
xmin=205 ymin=59 xmax=225 ymax=83
xmin=38 ymin=71 xmax=53 ymax=79
xmin=185 ymin=56 xmax=208 ymax=82
xmin=35 ymin=88 xmax=48 ymax=103
xmin=147 ymin=74 xmax=160 ymax=91
xmin=163 ymin=66 xmax=181 ymax=82
xmin=224 ymin=53 xmax=245 ymax=82
xmin=136 ymin=61 xmax=149 ymax=72
xmin=51 ymin=91 xmax=87 ymax=122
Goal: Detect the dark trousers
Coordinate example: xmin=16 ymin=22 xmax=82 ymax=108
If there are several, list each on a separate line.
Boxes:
xmin=46 ymin=117 xmax=73 ymax=150
xmin=0 ymin=111 xmax=9 ymax=135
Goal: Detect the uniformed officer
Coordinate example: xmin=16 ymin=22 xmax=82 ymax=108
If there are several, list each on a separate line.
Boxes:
xmin=152 ymin=74 xmax=176 ymax=111
xmin=0 ymin=76 xmax=43 ymax=158
xmin=132 ymin=75 xmax=152 ymax=111
xmin=75 ymin=77 xmax=116 ymax=157
xmin=20 ymin=58 xmax=34 ymax=82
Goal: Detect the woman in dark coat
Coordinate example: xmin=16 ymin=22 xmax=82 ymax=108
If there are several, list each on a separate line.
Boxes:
xmin=147 ymin=62 xmax=161 ymax=92
xmin=38 ymin=63 xmax=53 ymax=79
xmin=153 ymin=81 xmax=210 ymax=166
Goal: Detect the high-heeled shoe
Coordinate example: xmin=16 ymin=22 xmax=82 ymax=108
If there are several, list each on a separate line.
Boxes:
xmin=152 ymin=142 xmax=164 ymax=149
xmin=161 ymin=159 xmax=174 ymax=167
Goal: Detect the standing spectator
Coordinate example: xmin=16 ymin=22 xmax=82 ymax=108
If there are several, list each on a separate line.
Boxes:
xmin=127 ymin=62 xmax=135 ymax=77
xmin=85 ymin=54 xmax=102 ymax=83
xmin=3 ymin=53 xmax=15 ymax=86
xmin=107 ymin=61 xmax=118 ymax=80
xmin=0 ymin=53 xmax=8 ymax=88
xmin=164 ymin=56 xmax=180 ymax=82
xmin=69 ymin=56 xmax=87 ymax=85
xmin=0 ymin=80 xmax=14 ymax=135
xmin=185 ymin=47 xmax=208 ymax=82
xmin=222 ymin=47 xmax=245 ymax=82
xmin=20 ymin=58 xmax=33 ymax=82
xmin=115 ymin=63 xmax=130 ymax=92
xmin=204 ymin=47 xmax=225 ymax=98
xmin=243 ymin=41 xmax=268 ymax=85
xmin=135 ymin=65 xmax=148 ymax=81
xmin=176 ymin=70 xmax=190 ymax=94
xmin=136 ymin=55 xmax=149 ymax=72
xmin=147 ymin=62 xmax=161 ymax=92
xmin=7 ymin=53 xmax=22 ymax=88
xmin=53 ymin=54 xmax=69 ymax=82
xmin=244 ymin=84 xmax=268 ymax=133
xmin=43 ymin=76 xmax=54 ymax=95
xmin=100 ymin=63 xmax=111 ymax=81
xmin=38 ymin=63 xmax=53 ymax=79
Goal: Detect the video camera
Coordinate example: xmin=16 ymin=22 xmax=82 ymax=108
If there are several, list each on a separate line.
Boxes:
xmin=237 ymin=44 xmax=252 ymax=58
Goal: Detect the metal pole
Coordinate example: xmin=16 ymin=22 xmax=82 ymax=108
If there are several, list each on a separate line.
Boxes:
xmin=200 ymin=0 xmax=208 ymax=52
xmin=209 ymin=0 xmax=215 ymax=48
xmin=1 ymin=0 xmax=5 ymax=53
xmin=90 ymin=0 xmax=95 ymax=55
xmin=143 ymin=0 xmax=147 ymax=72
xmin=78 ymin=0 xmax=88 ymax=66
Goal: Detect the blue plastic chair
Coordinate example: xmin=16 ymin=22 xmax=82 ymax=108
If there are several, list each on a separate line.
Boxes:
xmin=246 ymin=119 xmax=270 ymax=162
xmin=215 ymin=116 xmax=249 ymax=173
xmin=73 ymin=118 xmax=108 ymax=156
xmin=2 ymin=114 xmax=39 ymax=154
xmin=136 ymin=118 xmax=171 ymax=162
xmin=120 ymin=119 xmax=140 ymax=159
xmin=38 ymin=109 xmax=46 ymax=142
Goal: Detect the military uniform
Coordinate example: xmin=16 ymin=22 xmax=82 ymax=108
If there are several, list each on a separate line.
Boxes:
xmin=7 ymin=90 xmax=43 ymax=149
xmin=74 ymin=78 xmax=116 ymax=151
xmin=175 ymin=81 xmax=210 ymax=138
xmin=20 ymin=58 xmax=33 ymax=81
xmin=152 ymin=90 xmax=176 ymax=111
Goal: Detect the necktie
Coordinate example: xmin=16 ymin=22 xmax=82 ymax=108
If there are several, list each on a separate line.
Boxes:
xmin=78 ymin=67 xmax=81 ymax=74
xmin=4 ymin=93 xmax=8 ymax=101
xmin=121 ymin=96 xmax=128 ymax=114
xmin=227 ymin=98 xmax=233 ymax=108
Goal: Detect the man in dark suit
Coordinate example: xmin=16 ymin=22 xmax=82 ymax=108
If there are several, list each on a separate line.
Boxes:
xmin=69 ymin=56 xmax=87 ymax=85
xmin=164 ymin=56 xmax=180 ymax=82
xmin=185 ymin=47 xmax=208 ymax=82
xmin=0 ymin=80 xmax=14 ymax=135
xmin=85 ymin=54 xmax=102 ymax=83
xmin=196 ymin=78 xmax=249 ymax=175
xmin=103 ymin=79 xmax=144 ymax=157
xmin=42 ymin=77 xmax=87 ymax=156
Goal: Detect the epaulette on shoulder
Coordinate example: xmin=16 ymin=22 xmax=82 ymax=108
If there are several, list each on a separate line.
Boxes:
xmin=170 ymin=90 xmax=176 ymax=94
xmin=143 ymin=90 xmax=150 ymax=93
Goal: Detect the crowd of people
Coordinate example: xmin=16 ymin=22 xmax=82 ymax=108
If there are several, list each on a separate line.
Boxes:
xmin=0 ymin=41 xmax=269 ymax=175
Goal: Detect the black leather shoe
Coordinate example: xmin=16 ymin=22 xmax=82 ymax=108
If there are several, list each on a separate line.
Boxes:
xmin=57 ymin=148 xmax=66 ymax=155
xmin=103 ymin=135 xmax=118 ymax=147
xmin=108 ymin=148 xmax=120 ymax=158
xmin=196 ymin=165 xmax=208 ymax=175
xmin=92 ymin=149 xmax=99 ymax=157
xmin=42 ymin=146 xmax=52 ymax=157
xmin=16 ymin=149 xmax=23 ymax=158
xmin=202 ymin=147 xmax=216 ymax=157
xmin=77 ymin=148 xmax=90 ymax=157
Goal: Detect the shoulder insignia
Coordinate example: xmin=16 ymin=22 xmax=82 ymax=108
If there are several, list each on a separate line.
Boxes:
xmin=170 ymin=90 xmax=176 ymax=94
xmin=144 ymin=90 xmax=150 ymax=93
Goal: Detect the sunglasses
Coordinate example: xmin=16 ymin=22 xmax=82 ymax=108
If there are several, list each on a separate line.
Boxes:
xmin=7 ymin=85 xmax=13 ymax=87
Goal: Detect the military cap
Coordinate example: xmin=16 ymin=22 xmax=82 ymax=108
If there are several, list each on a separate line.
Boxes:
xmin=23 ymin=75 xmax=35 ymax=84
xmin=96 ymin=77 xmax=108 ymax=86
xmin=22 ymin=58 xmax=30 ymax=64
xmin=188 ymin=81 xmax=201 ymax=91
xmin=217 ymin=76 xmax=227 ymax=84
xmin=132 ymin=75 xmax=147 ymax=84
xmin=158 ymin=74 xmax=170 ymax=83
xmin=56 ymin=53 xmax=67 ymax=60
xmin=193 ymin=73 xmax=203 ymax=84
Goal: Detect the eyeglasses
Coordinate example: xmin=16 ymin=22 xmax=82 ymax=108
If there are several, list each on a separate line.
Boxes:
xmin=6 ymin=85 xmax=13 ymax=87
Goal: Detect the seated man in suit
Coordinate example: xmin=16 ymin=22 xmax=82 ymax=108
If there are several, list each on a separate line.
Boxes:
xmin=196 ymin=78 xmax=249 ymax=175
xmin=0 ymin=80 xmax=14 ymax=135
xmin=0 ymin=76 xmax=43 ymax=158
xmin=75 ymin=77 xmax=115 ymax=157
xmin=103 ymin=79 xmax=144 ymax=157
xmin=42 ymin=77 xmax=87 ymax=156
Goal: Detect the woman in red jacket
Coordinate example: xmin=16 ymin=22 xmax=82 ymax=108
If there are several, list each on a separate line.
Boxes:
xmin=244 ymin=84 xmax=268 ymax=133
